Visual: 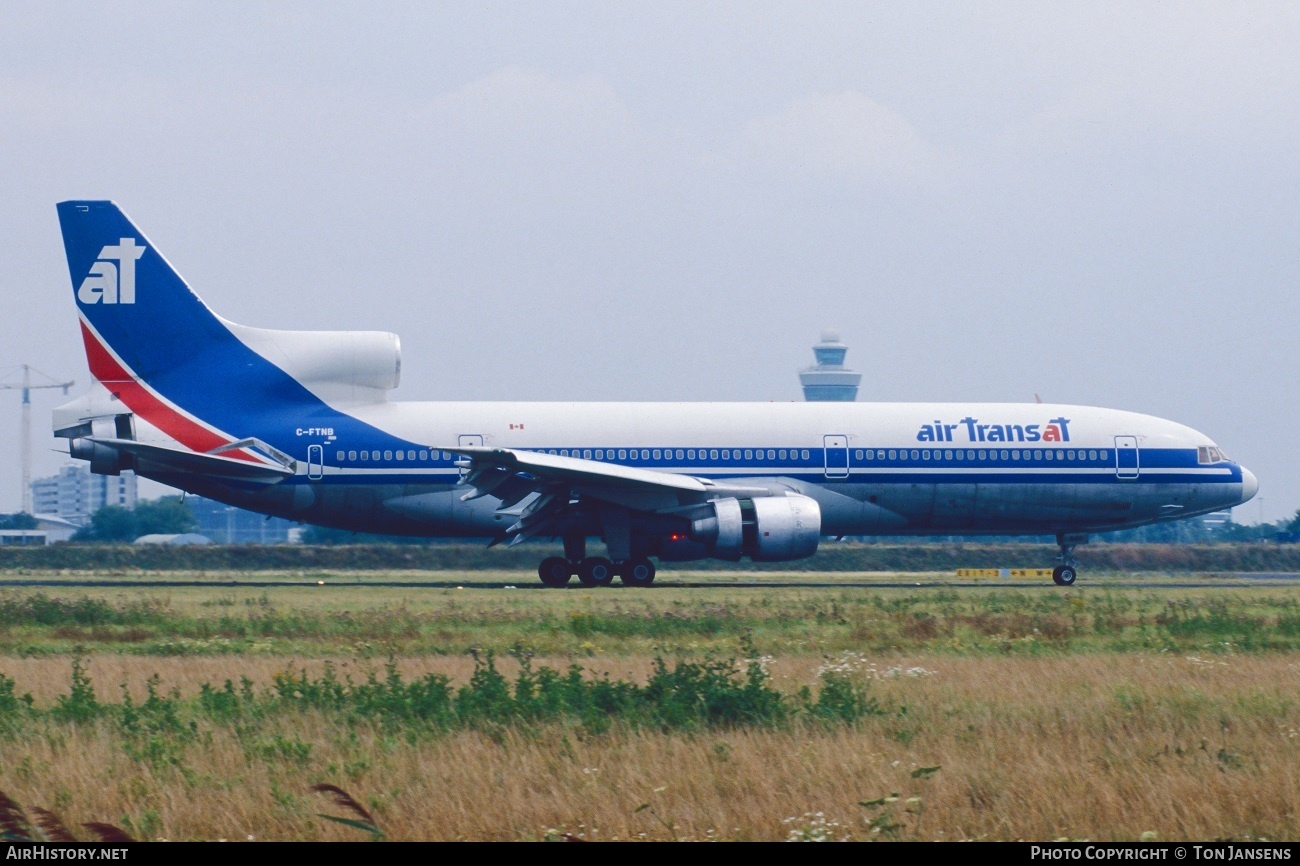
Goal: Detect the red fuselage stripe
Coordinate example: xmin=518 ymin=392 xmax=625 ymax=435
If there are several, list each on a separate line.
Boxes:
xmin=79 ymin=321 xmax=259 ymax=463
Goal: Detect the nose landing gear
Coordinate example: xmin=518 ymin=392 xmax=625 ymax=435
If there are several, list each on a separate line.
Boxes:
xmin=1052 ymin=533 xmax=1086 ymax=586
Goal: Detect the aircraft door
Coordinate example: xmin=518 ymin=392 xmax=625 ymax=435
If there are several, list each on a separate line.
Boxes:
xmin=307 ymin=444 xmax=323 ymax=480
xmin=458 ymin=434 xmax=484 ymax=478
xmin=1114 ymin=436 xmax=1139 ymax=479
xmin=823 ymin=435 xmax=849 ymax=479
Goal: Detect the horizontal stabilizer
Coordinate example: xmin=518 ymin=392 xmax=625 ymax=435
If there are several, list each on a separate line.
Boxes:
xmin=88 ymin=438 xmax=294 ymax=485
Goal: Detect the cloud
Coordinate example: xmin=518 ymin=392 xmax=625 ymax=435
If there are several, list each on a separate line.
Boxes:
xmin=739 ymin=91 xmax=948 ymax=186
xmin=420 ymin=66 xmax=639 ymax=161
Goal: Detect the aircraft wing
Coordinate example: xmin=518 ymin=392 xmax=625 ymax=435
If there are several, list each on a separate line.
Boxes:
xmin=87 ymin=438 xmax=295 ymax=485
xmin=446 ymin=445 xmax=780 ymax=543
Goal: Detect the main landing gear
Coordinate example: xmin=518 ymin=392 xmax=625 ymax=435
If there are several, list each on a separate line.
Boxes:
xmin=536 ymin=555 xmax=657 ymax=588
xmin=1052 ymin=533 xmax=1087 ymax=586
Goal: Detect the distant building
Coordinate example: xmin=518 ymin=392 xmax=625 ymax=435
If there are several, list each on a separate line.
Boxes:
xmin=135 ymin=533 xmax=212 ymax=546
xmin=30 ymin=465 xmax=137 ymax=527
xmin=799 ymin=330 xmax=861 ymax=402
xmin=186 ymin=496 xmax=297 ymax=544
xmin=31 ymin=514 xmax=78 ymax=543
xmin=0 ymin=530 xmax=46 ymax=546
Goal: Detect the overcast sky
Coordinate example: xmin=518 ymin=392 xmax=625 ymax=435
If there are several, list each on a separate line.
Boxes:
xmin=1 ymin=2 xmax=1296 ymax=523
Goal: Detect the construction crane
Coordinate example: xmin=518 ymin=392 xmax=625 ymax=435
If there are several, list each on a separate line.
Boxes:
xmin=0 ymin=365 xmax=74 ymax=515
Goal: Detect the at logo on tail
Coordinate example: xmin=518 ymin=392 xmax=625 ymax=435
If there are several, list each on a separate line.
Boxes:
xmin=77 ymin=238 xmax=146 ymax=305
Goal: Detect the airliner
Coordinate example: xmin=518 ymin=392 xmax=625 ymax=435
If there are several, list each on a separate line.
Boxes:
xmin=52 ymin=201 xmax=1258 ymax=587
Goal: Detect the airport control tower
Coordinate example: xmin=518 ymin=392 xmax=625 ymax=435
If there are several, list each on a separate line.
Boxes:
xmin=799 ymin=330 xmax=861 ymax=401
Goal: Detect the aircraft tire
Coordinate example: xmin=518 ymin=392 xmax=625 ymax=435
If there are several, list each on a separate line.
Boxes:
xmin=619 ymin=557 xmax=656 ymax=587
xmin=538 ymin=557 xmax=572 ymax=588
xmin=577 ymin=557 xmax=615 ymax=587
xmin=1052 ymin=565 xmax=1077 ymax=586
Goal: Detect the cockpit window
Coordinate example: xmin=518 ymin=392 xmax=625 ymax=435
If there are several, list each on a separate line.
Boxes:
xmin=1198 ymin=446 xmax=1227 ymax=464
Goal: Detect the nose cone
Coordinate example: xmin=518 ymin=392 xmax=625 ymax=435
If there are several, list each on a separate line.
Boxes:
xmin=1239 ymin=466 xmax=1259 ymax=504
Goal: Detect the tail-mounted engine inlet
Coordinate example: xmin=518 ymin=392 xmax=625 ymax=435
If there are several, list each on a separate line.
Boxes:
xmin=63 ymin=414 xmax=135 ymax=476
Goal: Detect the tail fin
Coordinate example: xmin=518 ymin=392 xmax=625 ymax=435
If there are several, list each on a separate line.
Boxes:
xmin=56 ymin=201 xmax=317 ymax=453
xmin=57 ymin=201 xmax=234 ymax=388
xmin=57 ymin=202 xmax=403 ymax=459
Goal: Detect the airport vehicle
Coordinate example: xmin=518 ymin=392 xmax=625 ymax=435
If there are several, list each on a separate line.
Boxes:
xmin=53 ymin=201 xmax=1258 ymax=587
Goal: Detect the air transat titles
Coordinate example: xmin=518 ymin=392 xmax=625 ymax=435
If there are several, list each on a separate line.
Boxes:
xmin=916 ymin=417 xmax=1072 ymax=443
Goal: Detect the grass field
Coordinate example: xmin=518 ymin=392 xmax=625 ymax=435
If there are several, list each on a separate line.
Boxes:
xmin=0 ymin=571 xmax=1297 ymax=841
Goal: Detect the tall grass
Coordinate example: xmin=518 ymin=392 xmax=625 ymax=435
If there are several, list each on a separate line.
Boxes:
xmin=0 ymin=654 xmax=1294 ymax=840
xmin=0 ymin=648 xmax=877 ymax=738
xmin=4 ymin=588 xmax=1300 ymax=657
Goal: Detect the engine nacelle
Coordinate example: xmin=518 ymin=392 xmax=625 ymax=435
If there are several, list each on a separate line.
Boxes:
xmin=226 ymin=323 xmax=401 ymax=403
xmin=68 ymin=417 xmax=134 ymax=476
xmin=690 ymin=494 xmax=822 ymax=562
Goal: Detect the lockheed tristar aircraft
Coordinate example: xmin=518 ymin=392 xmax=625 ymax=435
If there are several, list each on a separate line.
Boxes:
xmin=54 ymin=201 xmax=1258 ymax=587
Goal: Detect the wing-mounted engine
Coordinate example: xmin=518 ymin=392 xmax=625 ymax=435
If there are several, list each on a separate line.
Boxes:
xmin=689 ymin=494 xmax=822 ymax=562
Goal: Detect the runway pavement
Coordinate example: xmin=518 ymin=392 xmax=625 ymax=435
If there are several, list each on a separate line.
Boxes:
xmin=0 ymin=573 xmax=1297 ymax=590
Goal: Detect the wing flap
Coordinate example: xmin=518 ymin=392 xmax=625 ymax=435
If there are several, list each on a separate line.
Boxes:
xmin=452 ymin=446 xmax=710 ymax=494
xmin=446 ymin=445 xmax=788 ymax=520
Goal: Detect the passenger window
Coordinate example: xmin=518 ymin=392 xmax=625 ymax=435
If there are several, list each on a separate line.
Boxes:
xmin=745 ymin=450 xmax=753 ymax=460
xmin=584 ymin=450 xmax=593 ymax=459
xmin=720 ymin=450 xmax=729 ymax=461
xmin=687 ymin=450 xmax=695 ymax=460
xmin=373 ymin=451 xmax=381 ymax=460
xmin=710 ymin=449 xmax=719 ymax=460
xmin=348 ymin=450 xmax=357 ymax=461
xmin=395 ymin=451 xmax=404 ymax=461
xmin=888 ymin=450 xmax=896 ymax=460
xmin=652 ymin=450 xmax=661 ymax=460
xmin=945 ymin=450 xmax=953 ymax=460
xmin=908 ymin=450 xmax=917 ymax=460
xmin=922 ymin=450 xmax=930 ymax=460
xmin=360 ymin=451 xmax=368 ymax=461
xmin=955 ymin=450 xmax=963 ymax=460
xmin=1066 ymin=450 xmax=1074 ymax=461
xmin=1089 ymin=450 xmax=1098 ymax=461
xmin=978 ymin=450 xmax=987 ymax=460
xmin=674 ymin=450 xmax=682 ymax=460
xmin=1099 ymin=450 xmax=1108 ymax=460
xmin=617 ymin=449 xmax=626 ymax=460
xmin=336 ymin=451 xmax=345 ymax=462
